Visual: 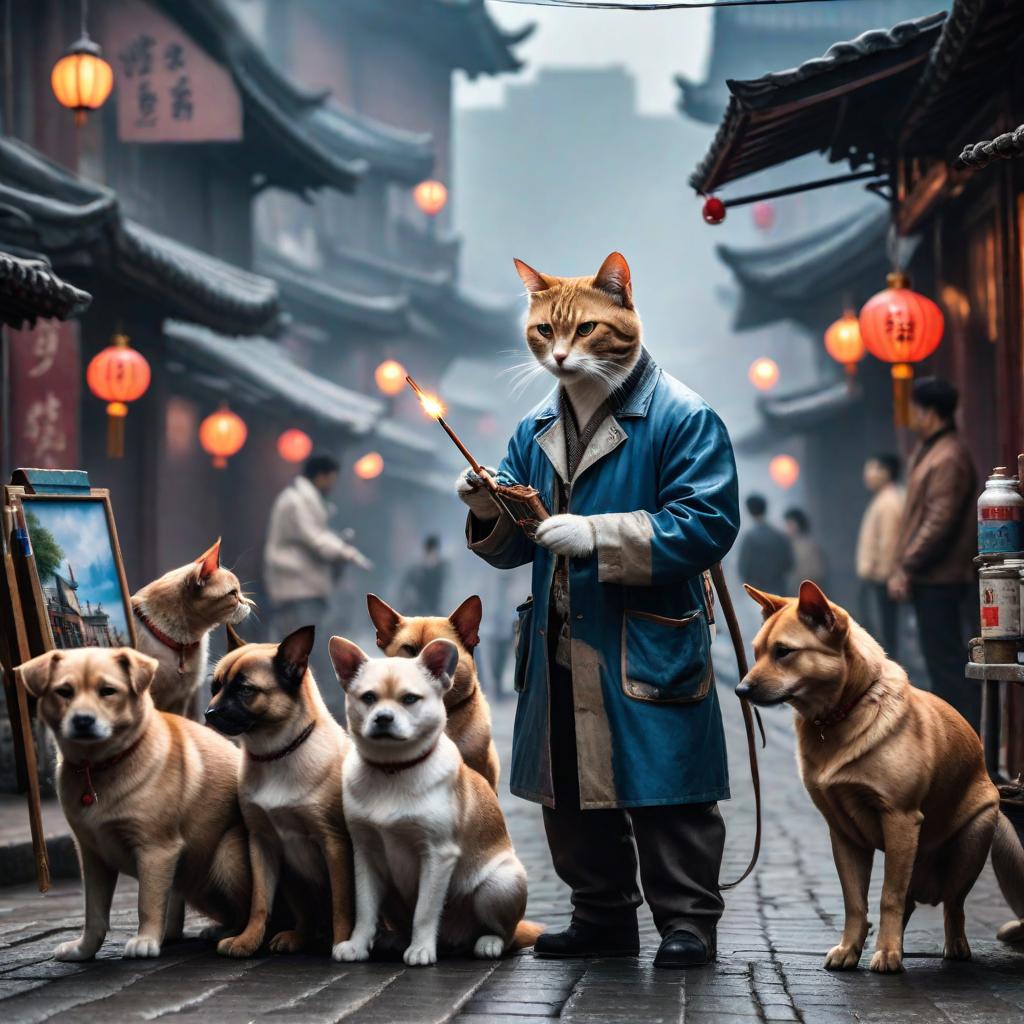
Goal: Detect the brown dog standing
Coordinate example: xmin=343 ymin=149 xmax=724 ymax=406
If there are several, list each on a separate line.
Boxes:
xmin=367 ymin=594 xmax=499 ymax=790
xmin=205 ymin=625 xmax=354 ymax=958
xmin=737 ymin=581 xmax=1024 ymax=973
xmin=18 ymin=647 xmax=251 ymax=960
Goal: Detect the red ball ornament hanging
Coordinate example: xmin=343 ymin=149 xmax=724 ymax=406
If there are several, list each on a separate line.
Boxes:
xmin=86 ymin=333 xmax=151 ymax=458
xmin=702 ymin=196 xmax=726 ymax=225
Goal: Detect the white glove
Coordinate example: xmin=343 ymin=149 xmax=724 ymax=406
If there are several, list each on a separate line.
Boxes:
xmin=533 ymin=514 xmax=596 ymax=557
xmin=456 ymin=467 xmax=501 ymax=521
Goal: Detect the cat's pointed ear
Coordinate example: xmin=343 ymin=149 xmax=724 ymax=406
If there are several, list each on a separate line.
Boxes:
xmin=367 ymin=593 xmax=402 ymax=650
xmin=195 ymin=538 xmax=221 ymax=583
xmin=593 ymin=252 xmax=633 ymax=309
xmin=448 ymin=595 xmax=482 ymax=651
xmin=513 ymin=258 xmax=550 ymax=294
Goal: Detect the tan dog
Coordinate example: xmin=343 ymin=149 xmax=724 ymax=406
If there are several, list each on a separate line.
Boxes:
xmin=329 ymin=636 xmax=541 ymax=966
xmin=737 ymin=581 xmax=1024 ymax=973
xmin=205 ymin=625 xmax=354 ymax=959
xmin=367 ymin=593 xmax=499 ymax=790
xmin=18 ymin=647 xmax=251 ymax=960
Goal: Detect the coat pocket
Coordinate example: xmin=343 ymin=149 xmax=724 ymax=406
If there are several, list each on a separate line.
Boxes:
xmin=621 ymin=608 xmax=712 ymax=703
xmin=513 ymin=597 xmax=534 ymax=693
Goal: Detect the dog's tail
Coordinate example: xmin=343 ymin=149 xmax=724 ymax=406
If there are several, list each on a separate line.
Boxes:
xmin=992 ymin=811 xmax=1024 ymax=941
xmin=510 ymin=919 xmax=545 ymax=951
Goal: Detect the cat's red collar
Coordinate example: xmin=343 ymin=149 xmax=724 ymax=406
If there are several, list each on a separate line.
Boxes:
xmin=133 ymin=607 xmax=199 ymax=673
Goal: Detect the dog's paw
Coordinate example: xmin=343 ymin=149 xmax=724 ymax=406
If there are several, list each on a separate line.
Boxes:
xmin=403 ymin=940 xmax=437 ymax=966
xmin=123 ymin=935 xmax=162 ymax=959
xmin=216 ymin=933 xmax=261 ymax=958
xmin=996 ymin=918 xmax=1024 ymax=943
xmin=823 ymin=943 xmax=861 ymax=970
xmin=868 ymin=948 xmax=903 ymax=973
xmin=333 ymin=938 xmax=371 ymax=962
xmin=54 ymin=937 xmax=98 ymax=962
xmin=269 ymin=929 xmax=306 ymax=954
xmin=473 ymin=934 xmax=505 ymax=959
xmin=943 ymin=935 xmax=971 ymax=961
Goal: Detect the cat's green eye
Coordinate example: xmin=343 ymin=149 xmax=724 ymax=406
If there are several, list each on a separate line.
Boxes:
xmin=536 ymin=323 xmax=553 ymax=338
xmin=576 ymin=321 xmax=596 ymax=337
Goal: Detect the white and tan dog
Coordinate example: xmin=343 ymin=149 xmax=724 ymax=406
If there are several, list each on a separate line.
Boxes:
xmin=17 ymin=647 xmax=251 ymax=961
xmin=328 ymin=636 xmax=541 ymax=966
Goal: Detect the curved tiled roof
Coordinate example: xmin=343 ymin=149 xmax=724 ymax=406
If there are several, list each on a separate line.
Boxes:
xmin=689 ymin=11 xmax=946 ymax=193
xmin=0 ymin=250 xmax=92 ymax=328
xmin=0 ymin=137 xmax=281 ymax=336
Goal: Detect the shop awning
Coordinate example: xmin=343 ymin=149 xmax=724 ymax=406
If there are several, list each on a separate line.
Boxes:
xmin=717 ymin=205 xmax=890 ymax=332
xmin=153 ymin=0 xmax=435 ymax=189
xmin=0 ymin=137 xmax=281 ymax=336
xmin=0 ymin=250 xmax=92 ymax=328
xmin=689 ymin=11 xmax=946 ymax=195
xmin=164 ymin=320 xmax=382 ymax=434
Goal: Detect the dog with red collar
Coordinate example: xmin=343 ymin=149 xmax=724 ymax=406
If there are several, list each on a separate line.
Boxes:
xmin=329 ymin=635 xmax=543 ymax=966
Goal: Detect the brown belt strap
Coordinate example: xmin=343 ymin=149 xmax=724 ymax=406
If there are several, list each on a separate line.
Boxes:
xmin=711 ymin=561 xmax=764 ymax=890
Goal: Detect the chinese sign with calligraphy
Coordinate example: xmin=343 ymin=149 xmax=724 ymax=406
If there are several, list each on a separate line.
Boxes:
xmin=3 ymin=320 xmax=81 ymax=470
xmin=107 ymin=0 xmax=242 ymax=144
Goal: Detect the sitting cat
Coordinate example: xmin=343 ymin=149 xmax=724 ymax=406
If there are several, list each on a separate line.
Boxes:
xmin=132 ymin=539 xmax=253 ymax=718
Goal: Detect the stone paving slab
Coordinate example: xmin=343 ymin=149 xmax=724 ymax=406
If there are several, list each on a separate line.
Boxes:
xmin=2 ymin=657 xmax=1024 ymax=1022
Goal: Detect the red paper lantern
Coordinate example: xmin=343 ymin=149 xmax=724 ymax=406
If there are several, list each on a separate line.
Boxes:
xmin=702 ymin=196 xmax=726 ymax=225
xmin=859 ymin=271 xmax=944 ymax=426
xmin=752 ymin=201 xmax=775 ymax=231
xmin=354 ymin=452 xmax=384 ymax=480
xmin=748 ymin=357 xmax=779 ymax=392
xmin=413 ymin=180 xmax=448 ymax=217
xmin=769 ymin=454 xmax=800 ymax=490
xmin=374 ymin=359 xmax=407 ymax=396
xmin=824 ymin=312 xmax=866 ymax=378
xmin=199 ymin=405 xmax=248 ymax=469
xmin=51 ymin=33 xmax=113 ymax=127
xmin=277 ymin=428 xmax=312 ymax=464
xmin=86 ymin=334 xmax=151 ymax=457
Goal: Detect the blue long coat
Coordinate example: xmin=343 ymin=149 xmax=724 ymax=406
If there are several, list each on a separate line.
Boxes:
xmin=468 ymin=354 xmax=740 ymax=809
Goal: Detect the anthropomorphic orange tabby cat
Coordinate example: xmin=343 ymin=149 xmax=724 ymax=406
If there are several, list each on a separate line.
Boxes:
xmin=132 ymin=539 xmax=253 ymax=718
xmin=367 ymin=593 xmax=500 ymax=790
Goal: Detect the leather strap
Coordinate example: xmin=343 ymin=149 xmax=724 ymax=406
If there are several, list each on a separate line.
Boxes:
xmin=247 ymin=721 xmax=316 ymax=763
xmin=711 ymin=562 xmax=764 ymax=891
xmin=363 ymin=742 xmax=437 ymax=775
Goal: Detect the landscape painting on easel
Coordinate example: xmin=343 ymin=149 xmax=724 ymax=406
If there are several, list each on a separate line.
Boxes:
xmin=20 ymin=496 xmax=132 ymax=650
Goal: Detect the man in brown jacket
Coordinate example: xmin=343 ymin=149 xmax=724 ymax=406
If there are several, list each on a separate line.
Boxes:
xmin=889 ymin=378 xmax=979 ymax=729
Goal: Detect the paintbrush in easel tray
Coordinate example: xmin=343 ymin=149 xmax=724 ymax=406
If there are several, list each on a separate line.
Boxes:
xmin=405 ymin=374 xmax=549 ymax=536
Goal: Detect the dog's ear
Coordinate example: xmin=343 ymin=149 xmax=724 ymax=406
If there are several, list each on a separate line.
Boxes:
xmin=418 ymin=638 xmax=459 ymax=693
xmin=275 ymin=625 xmax=315 ymax=691
xmin=743 ymin=584 xmax=788 ymax=621
xmin=225 ymin=622 xmax=247 ymax=652
xmin=15 ymin=650 xmax=64 ymax=698
xmin=194 ymin=537 xmax=222 ymax=584
xmin=797 ymin=581 xmax=844 ymax=636
xmin=448 ymin=595 xmax=482 ymax=651
xmin=367 ymin=593 xmax=402 ymax=650
xmin=116 ymin=648 xmax=159 ymax=694
xmin=329 ymin=636 xmax=368 ymax=692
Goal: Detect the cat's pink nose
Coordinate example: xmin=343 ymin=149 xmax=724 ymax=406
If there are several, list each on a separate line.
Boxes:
xmin=553 ymin=352 xmax=567 ymax=365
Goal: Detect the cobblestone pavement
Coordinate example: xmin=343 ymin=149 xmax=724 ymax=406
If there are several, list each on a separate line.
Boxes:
xmin=2 ymin=656 xmax=1023 ymax=1022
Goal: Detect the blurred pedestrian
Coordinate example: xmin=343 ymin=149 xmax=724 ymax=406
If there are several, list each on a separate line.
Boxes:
xmin=783 ymin=507 xmax=828 ymax=593
xmin=889 ymin=378 xmax=979 ymax=729
xmin=856 ymin=453 xmax=904 ymax=657
xmin=398 ymin=534 xmax=448 ymax=616
xmin=738 ymin=493 xmax=794 ymax=595
xmin=264 ymin=452 xmax=372 ymax=679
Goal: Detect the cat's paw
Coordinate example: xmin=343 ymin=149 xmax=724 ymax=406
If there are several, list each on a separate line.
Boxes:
xmin=123 ymin=935 xmax=162 ymax=959
xmin=54 ymin=937 xmax=100 ymax=962
xmin=333 ymin=937 xmax=371 ymax=962
xmin=534 ymin=515 xmax=595 ymax=557
xmin=404 ymin=939 xmax=437 ymax=966
xmin=474 ymin=934 xmax=505 ymax=959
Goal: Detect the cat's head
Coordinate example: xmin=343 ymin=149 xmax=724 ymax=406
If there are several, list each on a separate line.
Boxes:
xmin=514 ymin=251 xmax=642 ymax=386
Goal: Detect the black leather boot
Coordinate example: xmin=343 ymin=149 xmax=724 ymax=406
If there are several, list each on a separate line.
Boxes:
xmin=533 ymin=919 xmax=640 ymax=959
xmin=654 ymin=929 xmax=715 ymax=968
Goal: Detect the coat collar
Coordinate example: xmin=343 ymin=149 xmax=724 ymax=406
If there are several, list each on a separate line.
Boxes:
xmin=532 ymin=348 xmax=659 ymax=424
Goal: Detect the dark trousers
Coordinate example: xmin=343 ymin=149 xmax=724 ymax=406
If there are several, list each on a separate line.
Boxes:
xmin=867 ymin=581 xmax=901 ymax=660
xmin=912 ymin=583 xmax=980 ymax=732
xmin=541 ymin=660 xmax=725 ymax=945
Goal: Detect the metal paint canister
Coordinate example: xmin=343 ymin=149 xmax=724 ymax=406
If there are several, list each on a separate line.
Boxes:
xmin=980 ymin=564 xmax=1021 ymax=639
xmin=978 ymin=467 xmax=1024 ymax=555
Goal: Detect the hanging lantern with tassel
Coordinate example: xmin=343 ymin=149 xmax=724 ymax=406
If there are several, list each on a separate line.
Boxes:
xmin=51 ymin=0 xmax=114 ymax=126
xmin=86 ymin=334 xmax=151 ymax=457
xmin=824 ymin=311 xmax=867 ymax=383
xmin=199 ymin=404 xmax=248 ymax=469
xmin=859 ymin=271 xmax=944 ymax=427
xmin=277 ymin=428 xmax=313 ymax=464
